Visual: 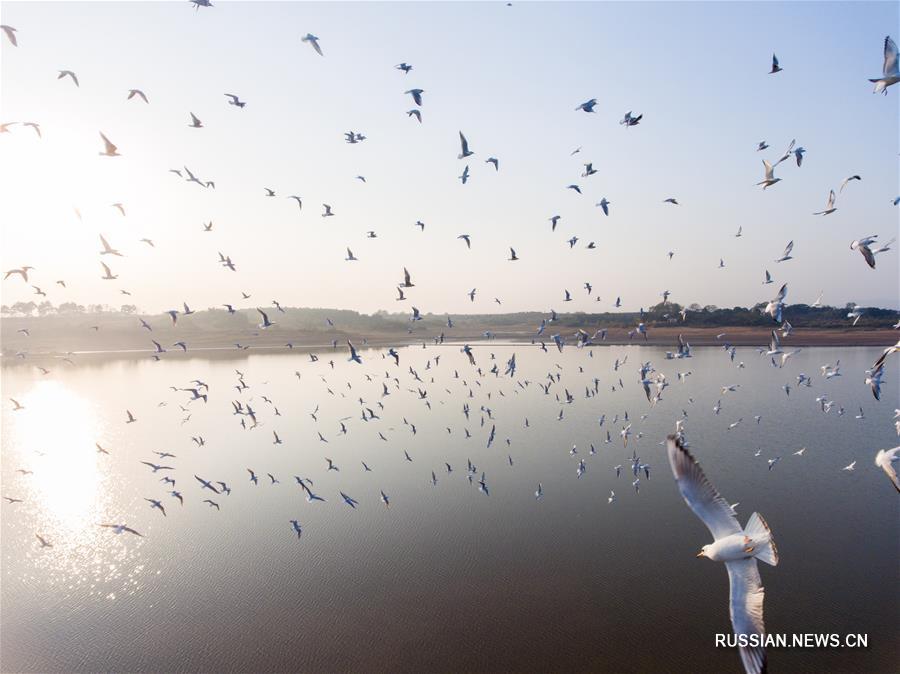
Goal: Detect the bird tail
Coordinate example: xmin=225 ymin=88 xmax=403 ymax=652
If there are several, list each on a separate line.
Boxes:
xmin=745 ymin=512 xmax=779 ymax=566
xmin=870 ymin=79 xmax=886 ymax=93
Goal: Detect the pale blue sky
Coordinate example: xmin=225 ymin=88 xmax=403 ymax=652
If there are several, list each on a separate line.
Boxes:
xmin=0 ymin=1 xmax=897 ymax=315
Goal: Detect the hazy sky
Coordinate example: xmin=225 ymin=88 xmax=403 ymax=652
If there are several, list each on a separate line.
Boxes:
xmin=1 ymin=1 xmax=897 ymax=316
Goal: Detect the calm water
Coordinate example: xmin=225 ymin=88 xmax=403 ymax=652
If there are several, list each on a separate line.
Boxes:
xmin=1 ymin=344 xmax=897 ymax=673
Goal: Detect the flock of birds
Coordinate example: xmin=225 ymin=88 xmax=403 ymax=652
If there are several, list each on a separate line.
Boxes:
xmin=2 ymin=10 xmax=900 ymax=674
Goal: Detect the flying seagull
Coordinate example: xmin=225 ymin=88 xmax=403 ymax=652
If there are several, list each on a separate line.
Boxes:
xmin=769 ymin=53 xmax=782 ymax=74
xmin=869 ymin=35 xmax=899 ymax=94
xmin=98 ymin=132 xmax=120 ymax=157
xmin=405 ymin=89 xmax=424 ymax=106
xmin=224 ymin=93 xmax=246 ymax=108
xmin=756 ymin=160 xmax=779 ymax=189
xmin=812 ymin=190 xmax=837 ymax=215
xmin=58 ymin=70 xmax=79 ymax=87
xmin=667 ymin=435 xmax=778 ymax=674
xmin=301 ymin=33 xmax=323 ymax=56
xmin=458 ymin=131 xmax=474 ymax=159
xmin=0 ymin=25 xmax=17 ymax=46
xmin=127 ymin=89 xmax=149 ymax=103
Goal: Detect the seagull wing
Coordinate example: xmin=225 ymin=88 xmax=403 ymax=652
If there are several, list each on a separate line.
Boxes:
xmin=876 ymin=447 xmax=900 ymax=492
xmin=883 ymin=35 xmax=899 ymax=77
xmin=666 ymin=435 xmax=741 ymax=539
xmin=100 ymin=132 xmax=117 ymax=154
xmin=726 ymin=558 xmax=767 ymax=674
xmin=459 ymin=131 xmax=469 ymax=155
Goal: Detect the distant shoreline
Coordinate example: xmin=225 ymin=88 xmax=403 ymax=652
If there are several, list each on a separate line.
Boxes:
xmin=1 ymin=326 xmax=895 ymax=364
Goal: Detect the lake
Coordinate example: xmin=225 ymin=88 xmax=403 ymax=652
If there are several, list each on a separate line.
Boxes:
xmin=1 ymin=343 xmax=897 ymax=673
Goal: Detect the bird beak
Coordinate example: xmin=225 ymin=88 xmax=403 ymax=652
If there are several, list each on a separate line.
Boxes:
xmin=696 ymin=550 xmax=705 ymax=558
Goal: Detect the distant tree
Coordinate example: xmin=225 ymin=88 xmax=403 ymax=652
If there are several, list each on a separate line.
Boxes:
xmin=37 ymin=301 xmax=55 ymax=316
xmin=120 ymin=304 xmax=137 ymax=314
xmin=11 ymin=301 xmax=36 ymax=316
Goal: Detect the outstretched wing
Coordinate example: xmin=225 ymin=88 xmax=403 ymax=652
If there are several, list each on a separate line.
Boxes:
xmin=883 ymin=35 xmax=899 ymax=77
xmin=726 ymin=558 xmax=767 ymax=674
xmin=666 ymin=435 xmax=741 ymax=539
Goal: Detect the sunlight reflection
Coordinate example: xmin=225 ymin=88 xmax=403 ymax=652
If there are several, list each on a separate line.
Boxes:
xmin=12 ymin=380 xmax=105 ymax=531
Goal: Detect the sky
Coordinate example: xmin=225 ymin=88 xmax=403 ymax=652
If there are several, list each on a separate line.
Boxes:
xmin=0 ymin=1 xmax=898 ymax=316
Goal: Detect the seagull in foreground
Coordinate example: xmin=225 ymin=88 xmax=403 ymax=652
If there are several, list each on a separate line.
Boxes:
xmin=874 ymin=447 xmax=900 ymax=492
xmin=667 ymin=434 xmax=778 ymax=674
xmin=869 ymin=35 xmax=899 ymax=94
xmin=301 ymin=33 xmax=323 ymax=56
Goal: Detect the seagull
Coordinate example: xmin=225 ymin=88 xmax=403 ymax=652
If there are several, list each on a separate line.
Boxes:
xmin=869 ymin=36 xmax=899 ymax=94
xmin=405 ymin=89 xmax=424 ymax=106
xmin=508 ymin=248 xmax=519 ymax=261
xmin=842 ymin=461 xmax=857 ymax=472
xmin=98 ymin=132 xmax=120 ymax=157
xmin=396 ymin=63 xmax=413 ymax=73
xmin=756 ymin=141 xmax=768 ymax=151
xmin=812 ymin=190 xmax=837 ymax=215
xmin=301 ymin=33 xmax=324 ymax=56
xmin=257 ymin=308 xmax=275 ymax=329
xmin=667 ymin=435 xmax=778 ymax=674
xmin=756 ymin=160 xmax=780 ymax=189
xmin=99 ymin=234 xmax=122 ymax=256
xmin=224 ymin=93 xmax=246 ymax=108
xmin=188 ymin=112 xmax=203 ymax=128
xmin=458 ymin=131 xmax=474 ymax=159
xmin=485 ymin=157 xmax=499 ymax=171
xmin=100 ymin=524 xmax=143 ymax=536
xmin=1 ymin=25 xmax=17 ymax=46
xmin=774 ymin=242 xmax=793 ymax=263
xmin=322 ymin=204 xmax=334 ymax=217
xmin=345 ymin=247 xmax=358 ymax=261
xmin=58 ymin=70 xmax=79 ymax=86
xmin=458 ymin=165 xmax=469 ymax=184
xmin=597 ymin=198 xmax=610 ymax=216
xmin=838 ymin=175 xmax=861 ymax=193
xmin=575 ymin=98 xmax=597 ymax=112
xmin=620 ymin=111 xmax=642 ymax=126
xmin=769 ymin=53 xmax=782 ymax=74
xmin=127 ymin=89 xmax=149 ymax=103
xmin=663 ymin=198 xmax=680 ymax=206
xmin=100 ymin=261 xmax=119 ymax=281
xmin=35 ymin=534 xmax=53 ymax=548
xmin=407 ymin=109 xmax=422 ymax=123
xmin=348 ymin=341 xmax=362 ymax=364
xmin=874 ymin=447 xmax=900 ymax=492
xmin=850 ymin=236 xmax=879 ymax=269
xmin=535 ymin=483 xmax=543 ymax=500
xmin=144 ymin=498 xmax=166 ymax=516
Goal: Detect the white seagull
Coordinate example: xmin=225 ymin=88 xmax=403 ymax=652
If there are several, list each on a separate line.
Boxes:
xmin=869 ymin=36 xmax=899 ymax=94
xmin=667 ymin=435 xmax=778 ymax=674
